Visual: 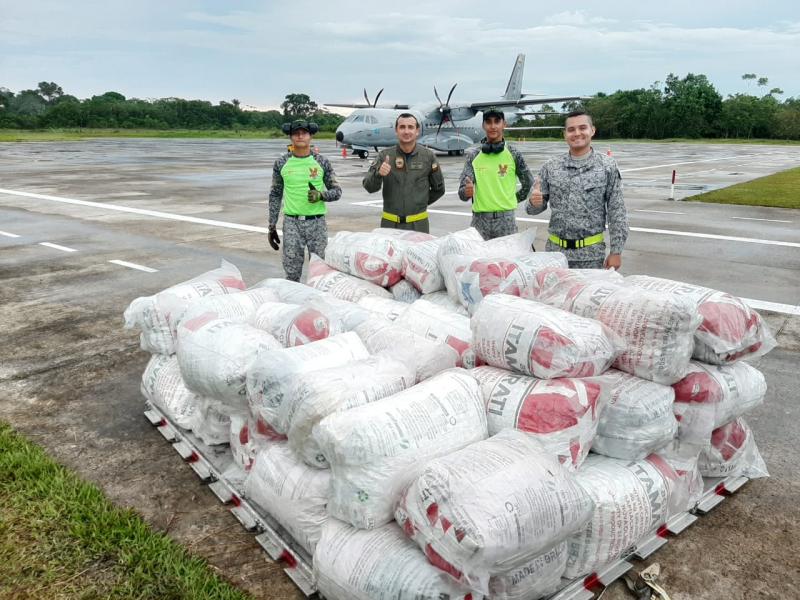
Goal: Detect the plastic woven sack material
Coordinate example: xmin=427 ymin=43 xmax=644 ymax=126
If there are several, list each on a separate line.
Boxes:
xmin=395 ymin=429 xmax=593 ymax=595
xmin=438 ymin=228 xmax=537 ymax=302
xmin=313 ymin=520 xmax=473 ymax=600
xmin=625 ymin=275 xmax=776 ymax=364
xmin=176 ymin=317 xmax=281 ymax=408
xmin=524 ymin=267 xmax=624 ymax=307
xmin=284 ymin=356 xmax=416 ymax=468
xmin=390 ymin=278 xmax=422 ymax=303
xmin=246 ymin=332 xmax=370 ymax=434
xmin=420 ymin=291 xmax=469 ymax=316
xmin=592 ymin=369 xmax=678 ymax=460
xmin=672 ymin=361 xmax=767 ymax=448
xmin=402 ymin=228 xmax=484 ymax=294
xmin=357 ymin=295 xmax=410 ymax=322
xmin=354 ymin=318 xmax=459 ymax=383
xmin=307 ymin=254 xmax=393 ymax=301
xmin=314 ymin=368 xmax=488 ymax=530
xmin=324 ymin=231 xmax=405 ymax=287
xmin=529 ymin=269 xmax=701 ymax=385
xmin=189 ymin=397 xmax=238 ymax=446
xmin=252 ymin=301 xmax=346 ymax=347
xmin=244 ymin=442 xmax=330 ymax=555
xmin=229 ymin=413 xmax=256 ymax=471
xmin=140 ymin=354 xmax=198 ymax=429
xmin=252 ymin=277 xmax=325 ymax=304
xmin=176 ymin=288 xmax=279 ymax=334
xmin=489 ymin=542 xmax=568 ymax=600
xmin=442 ymin=250 xmax=565 ymax=315
xmin=308 ymin=295 xmax=374 ymax=331
xmin=395 ymin=298 xmax=479 ymax=368
xmin=564 ymin=453 xmax=686 ymax=579
xmin=471 ymin=366 xmax=607 ymax=471
xmin=698 ymin=417 xmax=769 ymax=479
xmin=123 ymin=259 xmax=245 ymax=354
xmin=471 ymin=294 xmax=623 ymax=379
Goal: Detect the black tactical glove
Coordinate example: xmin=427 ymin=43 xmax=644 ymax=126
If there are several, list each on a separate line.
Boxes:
xmin=268 ymin=226 xmax=280 ymax=251
xmin=308 ymin=181 xmax=323 ymax=203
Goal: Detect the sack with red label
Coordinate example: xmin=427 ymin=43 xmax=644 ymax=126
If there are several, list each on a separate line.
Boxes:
xmin=141 ymin=354 xmax=198 ymax=429
xmin=252 ymin=277 xmax=324 ymax=304
xmin=698 ymin=417 xmax=768 ymax=478
xmin=472 ymin=366 xmax=607 ymax=470
xmin=625 ymin=275 xmax=776 ymax=364
xmin=395 ymin=298 xmax=479 ymax=368
xmin=471 ymin=294 xmax=623 ymax=379
xmin=324 ymin=231 xmax=405 ymax=287
xmin=402 ymin=228 xmax=484 ymax=294
xmin=307 ymin=254 xmax=393 ymax=301
xmin=252 ymin=301 xmax=344 ymax=347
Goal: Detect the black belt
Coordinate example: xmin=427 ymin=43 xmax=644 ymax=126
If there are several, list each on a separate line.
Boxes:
xmin=285 ymin=214 xmax=324 ymax=220
xmin=475 ymin=210 xmax=513 ymax=218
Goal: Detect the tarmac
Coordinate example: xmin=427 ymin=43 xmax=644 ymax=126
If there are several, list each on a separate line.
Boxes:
xmin=1 ymin=138 xmax=798 ymax=599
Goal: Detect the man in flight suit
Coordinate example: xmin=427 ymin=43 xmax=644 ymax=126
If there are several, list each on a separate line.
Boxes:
xmin=362 ymin=113 xmax=445 ymax=233
xmin=527 ymin=110 xmax=628 ymax=269
xmin=457 ymin=107 xmax=533 ymax=240
xmin=268 ymin=120 xmax=342 ymax=281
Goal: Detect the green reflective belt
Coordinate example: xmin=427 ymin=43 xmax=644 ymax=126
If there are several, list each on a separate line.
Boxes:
xmin=548 ymin=232 xmax=604 ymax=249
xmin=382 ymin=210 xmax=428 ymax=224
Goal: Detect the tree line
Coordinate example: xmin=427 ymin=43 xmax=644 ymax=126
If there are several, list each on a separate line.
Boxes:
xmin=1 ymin=74 xmax=798 ymax=140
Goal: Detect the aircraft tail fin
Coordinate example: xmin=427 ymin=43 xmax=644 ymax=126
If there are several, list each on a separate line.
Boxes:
xmin=502 ymin=54 xmax=525 ymax=101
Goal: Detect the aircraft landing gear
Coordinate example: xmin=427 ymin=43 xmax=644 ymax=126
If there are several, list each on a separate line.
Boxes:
xmin=355 ymin=150 xmax=369 ymax=160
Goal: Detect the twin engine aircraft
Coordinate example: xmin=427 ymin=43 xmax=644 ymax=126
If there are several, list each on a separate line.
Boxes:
xmin=326 ymin=54 xmax=585 ymax=159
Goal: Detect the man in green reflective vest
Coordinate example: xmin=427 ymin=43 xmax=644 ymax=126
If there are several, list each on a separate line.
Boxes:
xmin=362 ymin=113 xmax=445 ymax=233
xmin=457 ymin=107 xmax=534 ymax=240
xmin=268 ymin=120 xmax=342 ymax=281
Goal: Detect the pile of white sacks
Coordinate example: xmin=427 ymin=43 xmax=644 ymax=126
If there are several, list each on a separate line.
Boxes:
xmin=125 ymin=227 xmax=774 ymax=600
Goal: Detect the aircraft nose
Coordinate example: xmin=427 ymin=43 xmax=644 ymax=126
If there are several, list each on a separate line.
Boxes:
xmin=335 ymin=131 xmax=344 ymax=142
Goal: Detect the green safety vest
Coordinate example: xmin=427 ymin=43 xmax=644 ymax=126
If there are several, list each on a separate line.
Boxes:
xmin=472 ymin=147 xmax=517 ymax=212
xmin=281 ymin=155 xmax=327 ymax=216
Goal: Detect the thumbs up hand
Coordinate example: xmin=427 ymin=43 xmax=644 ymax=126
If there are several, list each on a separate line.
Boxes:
xmin=378 ymin=155 xmax=391 ymax=177
xmin=464 ymin=176 xmax=474 ymax=198
xmin=530 ymin=176 xmax=544 ymax=208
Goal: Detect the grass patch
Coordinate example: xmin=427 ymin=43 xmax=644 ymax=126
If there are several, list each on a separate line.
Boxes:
xmin=0 ymin=421 xmax=251 ymax=600
xmin=684 ymin=166 xmax=800 ymax=209
xmin=0 ymin=129 xmax=336 ymax=142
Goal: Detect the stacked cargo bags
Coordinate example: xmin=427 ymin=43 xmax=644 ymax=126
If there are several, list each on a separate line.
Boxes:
xmin=126 ymin=230 xmax=774 ymax=600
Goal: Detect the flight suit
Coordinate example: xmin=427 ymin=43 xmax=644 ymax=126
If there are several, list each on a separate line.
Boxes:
xmin=362 ymin=144 xmax=445 ymax=233
xmin=526 ymin=149 xmax=628 ymax=268
xmin=457 ymin=142 xmax=533 ymax=240
xmin=269 ymin=152 xmax=342 ymax=281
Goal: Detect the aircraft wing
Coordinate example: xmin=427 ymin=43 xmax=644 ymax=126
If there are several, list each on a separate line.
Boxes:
xmin=324 ymin=102 xmax=410 ymax=109
xmin=469 ymin=96 xmax=590 ymax=110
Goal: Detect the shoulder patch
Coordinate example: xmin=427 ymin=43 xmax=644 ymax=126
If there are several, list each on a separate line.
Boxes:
xmin=431 ymin=162 xmax=439 ymax=171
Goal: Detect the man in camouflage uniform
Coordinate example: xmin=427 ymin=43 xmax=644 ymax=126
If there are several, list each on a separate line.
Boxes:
xmin=268 ymin=120 xmax=342 ymax=281
xmin=528 ymin=110 xmax=628 ymax=269
xmin=457 ymin=107 xmax=533 ymax=240
xmin=362 ymin=113 xmax=445 ymax=233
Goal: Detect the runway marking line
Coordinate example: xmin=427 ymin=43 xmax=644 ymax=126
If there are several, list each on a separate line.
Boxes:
xmin=634 ymin=209 xmax=686 ymax=215
xmin=731 ymin=216 xmax=792 ymax=224
xmin=39 ymin=242 xmax=77 ymax=252
xmin=0 ymin=230 xmax=21 ymax=238
xmin=742 ymin=298 xmax=800 ymax=317
xmin=109 ymin=260 xmax=158 ymax=273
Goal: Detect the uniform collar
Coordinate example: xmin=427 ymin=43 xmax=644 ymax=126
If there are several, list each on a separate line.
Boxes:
xmin=396 ymin=143 xmax=418 ymax=157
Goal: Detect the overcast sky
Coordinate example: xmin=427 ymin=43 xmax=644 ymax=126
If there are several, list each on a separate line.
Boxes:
xmin=2 ymin=1 xmax=798 ymax=111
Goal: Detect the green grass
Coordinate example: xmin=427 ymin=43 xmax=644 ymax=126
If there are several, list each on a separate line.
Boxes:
xmin=684 ymin=166 xmax=800 ymax=209
xmin=0 ymin=128 xmax=336 ymax=142
xmin=0 ymin=421 xmax=251 ymax=600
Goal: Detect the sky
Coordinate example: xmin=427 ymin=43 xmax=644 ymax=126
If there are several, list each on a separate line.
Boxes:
xmin=2 ymin=1 xmax=798 ymax=112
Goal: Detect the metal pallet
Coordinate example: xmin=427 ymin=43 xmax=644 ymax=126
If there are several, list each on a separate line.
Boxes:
xmin=145 ymin=405 xmax=752 ymax=600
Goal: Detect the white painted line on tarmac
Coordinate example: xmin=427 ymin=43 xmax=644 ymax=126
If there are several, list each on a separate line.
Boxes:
xmin=0 ymin=230 xmax=21 ymax=238
xmin=109 ymin=260 xmax=158 ymax=273
xmin=0 ymin=187 xmax=269 ymax=234
xmin=620 ymin=154 xmax=757 ymax=173
xmin=39 ymin=242 xmax=77 ymax=252
xmin=634 ymin=209 xmax=687 ymax=215
xmin=629 ymin=226 xmax=800 ymax=248
xmin=731 ymin=216 xmax=792 ymax=224
xmin=742 ymin=297 xmax=800 ymax=317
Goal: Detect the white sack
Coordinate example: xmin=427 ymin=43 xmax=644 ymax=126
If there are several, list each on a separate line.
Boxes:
xmin=592 ymin=369 xmax=678 ymax=460
xmin=489 ymin=543 xmax=568 ymax=600
xmin=140 ymin=354 xmax=198 ymax=429
xmin=189 ymin=396 xmax=238 ymax=446
xmin=395 ymin=429 xmax=593 ymax=595
xmin=472 ymin=366 xmax=607 ymax=470
xmin=357 ymin=295 xmax=410 ymax=322
xmin=402 ymin=228 xmax=483 ymax=294
xmin=246 ymin=332 xmax=370 ymax=433
xmin=252 ymin=277 xmax=325 ymax=304
xmin=252 ymin=301 xmax=346 ymax=346
xmin=314 ymin=369 xmax=487 ymax=529
xmin=390 ymin=278 xmax=422 ymax=303
xmin=177 ymin=288 xmax=279 ymax=331
xmin=395 ymin=298 xmax=479 ymax=368
xmin=471 ymin=294 xmax=622 ymax=379
xmin=244 ymin=442 xmax=330 ymax=554
xmin=354 ymin=318 xmax=459 ymax=383
xmin=324 ymin=231 xmax=405 ymax=287
xmin=625 ymin=275 xmax=776 ymax=364
xmin=123 ymin=259 xmax=245 ymax=354
xmin=284 ymin=356 xmax=416 ymax=468
xmin=698 ymin=417 xmax=768 ymax=479
xmin=307 ymin=254 xmax=393 ymax=301
xmin=420 ymin=290 xmax=470 ymax=316
xmin=313 ymin=520 xmax=473 ymax=600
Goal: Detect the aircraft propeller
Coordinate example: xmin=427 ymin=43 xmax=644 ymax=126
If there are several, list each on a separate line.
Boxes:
xmin=434 ymin=83 xmax=458 ymax=137
xmin=363 ymin=88 xmax=384 ymax=108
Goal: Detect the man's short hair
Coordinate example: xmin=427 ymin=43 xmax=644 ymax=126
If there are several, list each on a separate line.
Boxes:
xmin=395 ymin=112 xmax=420 ymax=128
xmin=565 ymin=110 xmax=593 ymax=127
